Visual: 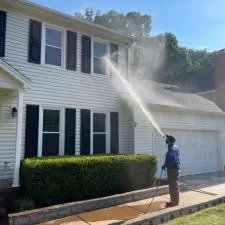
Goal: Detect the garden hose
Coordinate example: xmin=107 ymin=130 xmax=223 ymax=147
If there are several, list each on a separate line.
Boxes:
xmin=145 ymin=168 xmax=164 ymax=214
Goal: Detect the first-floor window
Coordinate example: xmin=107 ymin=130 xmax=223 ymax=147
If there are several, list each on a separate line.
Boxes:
xmin=42 ymin=109 xmax=60 ymax=156
xmin=93 ymin=112 xmax=107 ymax=154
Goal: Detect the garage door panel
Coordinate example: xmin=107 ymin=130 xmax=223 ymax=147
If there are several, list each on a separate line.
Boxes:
xmin=154 ymin=129 xmax=219 ymax=176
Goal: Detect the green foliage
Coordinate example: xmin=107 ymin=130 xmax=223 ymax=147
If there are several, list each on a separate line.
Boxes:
xmin=20 ymin=154 xmax=157 ymax=207
xmin=12 ymin=197 xmax=35 ymax=212
xmin=75 ymin=9 xmax=151 ymax=37
xmin=74 ymin=8 xmax=214 ymax=91
xmin=164 ymin=203 xmax=225 ymax=225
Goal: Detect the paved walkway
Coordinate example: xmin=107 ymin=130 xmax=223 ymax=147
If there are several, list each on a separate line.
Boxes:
xmin=39 ymin=173 xmax=225 ymax=225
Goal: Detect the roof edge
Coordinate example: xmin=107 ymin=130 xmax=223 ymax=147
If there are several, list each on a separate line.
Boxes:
xmin=0 ymin=58 xmax=31 ymax=89
xmin=146 ymin=103 xmax=225 ymax=117
xmin=4 ymin=0 xmax=134 ymax=44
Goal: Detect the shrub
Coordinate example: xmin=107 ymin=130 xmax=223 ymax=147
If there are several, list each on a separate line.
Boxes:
xmin=12 ymin=197 xmax=35 ymax=212
xmin=20 ymin=154 xmax=157 ymax=207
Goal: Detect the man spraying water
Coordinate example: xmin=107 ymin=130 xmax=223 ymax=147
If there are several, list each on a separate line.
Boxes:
xmin=162 ymin=135 xmax=180 ymax=207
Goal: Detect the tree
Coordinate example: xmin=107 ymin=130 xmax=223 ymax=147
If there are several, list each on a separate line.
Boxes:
xmin=75 ymin=9 xmax=151 ymax=37
xmin=85 ymin=8 xmax=94 ymax=22
xmin=74 ymin=8 xmax=214 ymax=91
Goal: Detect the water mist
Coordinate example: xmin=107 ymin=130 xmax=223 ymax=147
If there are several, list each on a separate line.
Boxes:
xmin=105 ymin=57 xmax=165 ymax=138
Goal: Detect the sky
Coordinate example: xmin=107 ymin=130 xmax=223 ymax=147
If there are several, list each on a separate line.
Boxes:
xmin=30 ymin=0 xmax=225 ymax=51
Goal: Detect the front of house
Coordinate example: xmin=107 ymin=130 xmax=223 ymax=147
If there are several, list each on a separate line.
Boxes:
xmin=0 ymin=0 xmax=135 ymax=187
xmin=1 ymin=0 xmax=225 ymax=189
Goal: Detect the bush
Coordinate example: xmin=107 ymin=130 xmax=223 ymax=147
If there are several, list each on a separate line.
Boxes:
xmin=20 ymin=154 xmax=157 ymax=207
xmin=12 ymin=197 xmax=35 ymax=212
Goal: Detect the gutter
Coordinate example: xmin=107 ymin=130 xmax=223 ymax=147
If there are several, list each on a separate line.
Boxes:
xmin=146 ymin=103 xmax=225 ymax=117
xmin=3 ymin=0 xmax=134 ymax=44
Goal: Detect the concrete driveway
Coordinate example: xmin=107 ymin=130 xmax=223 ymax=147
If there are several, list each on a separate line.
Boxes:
xmin=180 ymin=172 xmax=225 ymax=195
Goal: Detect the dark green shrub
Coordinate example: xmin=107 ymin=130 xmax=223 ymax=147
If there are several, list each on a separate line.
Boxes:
xmin=12 ymin=197 xmax=35 ymax=212
xmin=20 ymin=154 xmax=157 ymax=207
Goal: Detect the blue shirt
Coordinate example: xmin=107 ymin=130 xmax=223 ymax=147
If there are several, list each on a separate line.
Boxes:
xmin=165 ymin=144 xmax=180 ymax=169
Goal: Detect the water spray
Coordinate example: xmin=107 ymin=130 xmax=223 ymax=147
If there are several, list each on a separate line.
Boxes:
xmin=105 ymin=57 xmax=171 ymax=212
xmin=105 ymin=57 xmax=165 ymax=138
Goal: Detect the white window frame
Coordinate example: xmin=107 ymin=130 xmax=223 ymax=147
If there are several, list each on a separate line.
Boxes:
xmin=38 ymin=106 xmax=65 ymax=157
xmin=91 ymin=111 xmax=110 ymax=154
xmin=91 ymin=38 xmax=110 ymax=77
xmin=42 ymin=24 xmax=66 ymax=69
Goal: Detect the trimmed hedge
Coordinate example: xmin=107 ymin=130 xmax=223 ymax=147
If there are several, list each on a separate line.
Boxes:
xmin=20 ymin=154 xmax=157 ymax=207
xmin=12 ymin=197 xmax=35 ymax=212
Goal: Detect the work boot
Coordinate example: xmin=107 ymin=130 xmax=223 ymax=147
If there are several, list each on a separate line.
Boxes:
xmin=165 ymin=202 xmax=179 ymax=207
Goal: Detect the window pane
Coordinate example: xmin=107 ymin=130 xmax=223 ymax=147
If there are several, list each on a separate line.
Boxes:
xmin=93 ymin=134 xmax=106 ymax=154
xmin=94 ymin=58 xmax=106 ymax=74
xmin=43 ymin=109 xmax=60 ymax=132
xmin=93 ymin=113 xmax=106 ymax=132
xmin=42 ymin=133 xmax=59 ymax=156
xmin=45 ymin=46 xmax=61 ymax=66
xmin=46 ymin=28 xmax=62 ymax=47
xmin=94 ymin=42 xmax=106 ymax=58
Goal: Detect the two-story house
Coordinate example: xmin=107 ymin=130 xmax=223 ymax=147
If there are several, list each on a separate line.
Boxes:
xmin=1 ymin=0 xmax=225 ymax=189
xmin=0 ymin=0 xmax=134 ymax=188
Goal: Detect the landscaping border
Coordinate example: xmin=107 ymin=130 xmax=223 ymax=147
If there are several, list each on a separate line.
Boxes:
xmin=9 ymin=184 xmax=186 ymax=225
xmin=121 ymin=195 xmax=225 ymax=225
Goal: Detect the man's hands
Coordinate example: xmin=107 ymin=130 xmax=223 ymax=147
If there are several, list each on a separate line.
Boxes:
xmin=161 ymin=165 xmax=166 ymax=170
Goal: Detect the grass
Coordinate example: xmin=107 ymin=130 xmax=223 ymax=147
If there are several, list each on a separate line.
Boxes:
xmin=164 ymin=203 xmax=225 ymax=225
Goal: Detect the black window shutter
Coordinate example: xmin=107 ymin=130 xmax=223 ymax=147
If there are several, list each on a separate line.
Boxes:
xmin=28 ymin=20 xmax=42 ymax=64
xmin=64 ymin=108 xmax=76 ymax=155
xmin=25 ymin=105 xmax=39 ymax=158
xmin=110 ymin=112 xmax=119 ymax=154
xmin=81 ymin=35 xmax=91 ymax=74
xmin=66 ymin=31 xmax=77 ymax=71
xmin=0 ymin=11 xmax=6 ymax=57
xmin=110 ymin=43 xmax=119 ymax=65
xmin=80 ymin=109 xmax=91 ymax=155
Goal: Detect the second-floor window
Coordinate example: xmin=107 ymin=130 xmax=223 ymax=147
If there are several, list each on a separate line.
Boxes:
xmin=45 ymin=27 xmax=63 ymax=67
xmin=93 ymin=41 xmax=107 ymax=75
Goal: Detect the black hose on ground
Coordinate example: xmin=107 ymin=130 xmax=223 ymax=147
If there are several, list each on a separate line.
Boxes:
xmin=145 ymin=169 xmax=164 ymax=214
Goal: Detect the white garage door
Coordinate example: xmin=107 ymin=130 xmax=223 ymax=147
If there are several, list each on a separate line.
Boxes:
xmin=154 ymin=129 xmax=220 ymax=176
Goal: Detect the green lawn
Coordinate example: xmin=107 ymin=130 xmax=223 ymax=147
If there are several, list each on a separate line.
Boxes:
xmin=164 ymin=203 xmax=225 ymax=225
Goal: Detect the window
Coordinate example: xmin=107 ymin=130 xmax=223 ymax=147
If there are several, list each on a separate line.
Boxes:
xmin=119 ymin=47 xmax=128 ymax=73
xmin=93 ymin=113 xmax=107 ymax=154
xmin=45 ymin=27 xmax=62 ymax=66
xmin=93 ymin=41 xmax=107 ymax=75
xmin=42 ymin=109 xmax=60 ymax=156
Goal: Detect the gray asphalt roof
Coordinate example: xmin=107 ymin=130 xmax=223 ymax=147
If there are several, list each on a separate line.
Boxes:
xmin=131 ymin=79 xmax=223 ymax=113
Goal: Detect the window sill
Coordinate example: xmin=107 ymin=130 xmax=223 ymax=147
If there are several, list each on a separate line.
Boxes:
xmin=41 ymin=63 xmax=65 ymax=71
xmin=92 ymin=73 xmax=111 ymax=79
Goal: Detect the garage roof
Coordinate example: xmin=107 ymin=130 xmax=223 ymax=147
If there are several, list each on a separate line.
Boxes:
xmin=132 ymin=79 xmax=223 ymax=114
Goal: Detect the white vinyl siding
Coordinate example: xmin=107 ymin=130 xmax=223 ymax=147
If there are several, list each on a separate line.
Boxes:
xmin=134 ymin=107 xmax=225 ymax=176
xmin=0 ymin=90 xmax=18 ymax=185
xmin=2 ymin=10 xmax=132 ymax=168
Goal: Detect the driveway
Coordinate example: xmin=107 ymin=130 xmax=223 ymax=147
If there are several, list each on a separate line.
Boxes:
xmin=180 ymin=172 xmax=225 ymax=195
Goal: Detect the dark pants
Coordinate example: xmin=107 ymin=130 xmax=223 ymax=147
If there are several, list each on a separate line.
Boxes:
xmin=167 ymin=169 xmax=180 ymax=205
